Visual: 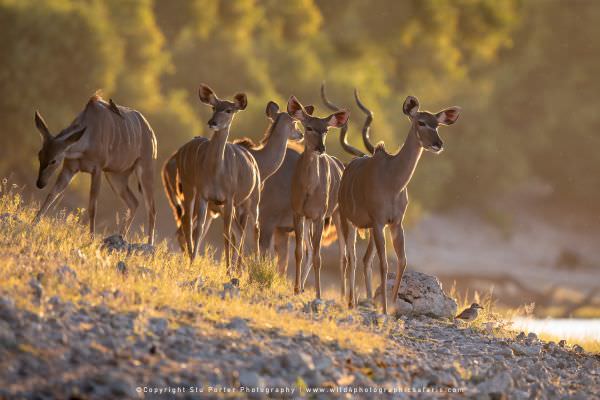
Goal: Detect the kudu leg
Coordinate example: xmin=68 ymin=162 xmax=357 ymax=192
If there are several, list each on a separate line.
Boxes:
xmin=293 ymin=214 xmax=305 ymax=295
xmin=300 ymin=224 xmax=314 ymax=290
xmin=363 ymin=233 xmax=376 ymax=300
xmin=311 ymin=219 xmax=325 ymax=300
xmin=180 ymin=189 xmax=196 ymax=260
xmin=88 ymin=169 xmax=101 ymax=238
xmin=136 ymin=165 xmax=156 ymax=245
xmin=332 ymin=213 xmax=348 ymax=301
xmin=222 ymin=201 xmax=236 ymax=275
xmin=191 ymin=198 xmax=208 ymax=262
xmin=33 ymin=165 xmax=77 ymax=225
xmin=104 ymin=172 xmax=139 ymax=239
xmin=372 ymin=225 xmax=389 ymax=314
xmin=390 ymin=223 xmax=407 ymax=301
xmin=233 ymin=211 xmax=249 ymax=273
xmin=273 ymin=229 xmax=290 ymax=275
xmin=341 ymin=218 xmax=358 ymax=308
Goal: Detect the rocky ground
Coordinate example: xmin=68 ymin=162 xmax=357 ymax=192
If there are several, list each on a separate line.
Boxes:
xmin=0 ymin=204 xmax=598 ymax=399
xmin=1 ymin=286 xmax=598 ymax=399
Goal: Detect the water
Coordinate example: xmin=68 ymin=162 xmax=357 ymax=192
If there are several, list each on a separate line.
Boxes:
xmin=512 ymin=318 xmax=600 ymax=342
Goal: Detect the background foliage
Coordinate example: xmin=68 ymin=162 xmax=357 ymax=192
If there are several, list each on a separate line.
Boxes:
xmin=0 ymin=0 xmax=597 ymax=234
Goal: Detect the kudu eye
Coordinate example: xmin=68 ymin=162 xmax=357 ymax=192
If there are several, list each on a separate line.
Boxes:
xmin=49 ymin=160 xmax=57 ymax=165
xmin=418 ymin=121 xmax=426 ymax=127
xmin=225 ymin=109 xmax=233 ymax=114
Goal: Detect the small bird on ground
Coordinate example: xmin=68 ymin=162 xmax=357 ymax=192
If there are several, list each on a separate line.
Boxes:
xmin=455 ymin=303 xmax=484 ymax=322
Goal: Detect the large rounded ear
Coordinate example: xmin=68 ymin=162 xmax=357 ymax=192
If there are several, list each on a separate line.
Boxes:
xmin=304 ymin=105 xmax=315 ymax=115
xmin=327 ymin=110 xmax=350 ymax=128
xmin=265 ymin=101 xmax=279 ymax=121
xmin=402 ymin=96 xmax=419 ymax=117
xmin=35 ymin=111 xmax=51 ymax=141
xmin=62 ymin=126 xmax=86 ymax=145
xmin=436 ymin=106 xmax=461 ymax=125
xmin=287 ymin=96 xmax=306 ymax=120
xmin=198 ymin=84 xmax=218 ymax=106
xmin=233 ymin=93 xmax=247 ymax=110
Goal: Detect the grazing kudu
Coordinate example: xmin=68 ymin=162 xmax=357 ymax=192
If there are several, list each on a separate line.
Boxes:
xmin=338 ymin=95 xmax=461 ymax=313
xmin=33 ymin=95 xmax=157 ymax=244
xmin=175 ymin=84 xmax=261 ymax=274
xmin=162 ymin=100 xmax=303 ymax=253
xmin=288 ymin=96 xmax=349 ymax=298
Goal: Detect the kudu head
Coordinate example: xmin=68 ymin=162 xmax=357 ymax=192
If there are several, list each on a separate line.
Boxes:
xmin=265 ymin=100 xmax=306 ymax=142
xmin=402 ymin=96 xmax=461 ymax=154
xmin=34 ymin=111 xmax=86 ymax=189
xmin=198 ymin=84 xmax=247 ymax=131
xmin=287 ymin=96 xmax=349 ymax=154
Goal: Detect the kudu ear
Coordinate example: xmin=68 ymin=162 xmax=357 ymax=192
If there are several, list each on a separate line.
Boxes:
xmin=287 ymin=96 xmax=306 ymax=120
xmin=326 ymin=110 xmax=350 ymax=128
xmin=403 ymin=96 xmax=419 ymax=117
xmin=265 ymin=101 xmax=279 ymax=121
xmin=304 ymin=105 xmax=315 ymax=116
xmin=198 ymin=84 xmax=218 ymax=106
xmin=62 ymin=126 xmax=86 ymax=145
xmin=436 ymin=106 xmax=461 ymax=125
xmin=233 ymin=93 xmax=247 ymax=110
xmin=35 ymin=111 xmax=52 ymax=141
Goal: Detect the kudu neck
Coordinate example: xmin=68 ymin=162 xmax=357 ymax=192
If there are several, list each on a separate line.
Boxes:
xmin=208 ymin=127 xmax=230 ymax=165
xmin=390 ymin=124 xmax=423 ymax=191
xmin=250 ymin=117 xmax=289 ymax=180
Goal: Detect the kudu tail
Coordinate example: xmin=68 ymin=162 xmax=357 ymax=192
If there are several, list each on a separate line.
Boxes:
xmin=320 ymin=81 xmax=365 ymax=157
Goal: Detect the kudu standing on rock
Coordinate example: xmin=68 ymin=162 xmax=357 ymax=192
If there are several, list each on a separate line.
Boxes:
xmin=174 ymin=85 xmax=261 ymax=274
xmin=288 ymin=96 xmax=349 ymax=299
xmin=339 ymin=95 xmax=461 ymax=313
xmin=33 ymin=95 xmax=157 ymax=244
xmin=163 ymin=100 xmax=303 ymax=254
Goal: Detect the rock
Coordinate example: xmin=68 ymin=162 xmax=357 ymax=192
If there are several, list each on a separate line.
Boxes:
xmin=0 ymin=296 xmax=18 ymax=323
xmin=573 ymin=344 xmax=584 ymax=354
xmin=311 ymin=299 xmax=324 ymax=313
xmin=28 ymin=278 xmax=43 ymax=300
xmin=393 ymin=298 xmax=414 ymax=317
xmin=225 ymin=317 xmax=249 ymax=334
xmin=476 ymin=371 xmax=514 ymax=396
xmin=149 ymin=317 xmax=169 ymax=336
xmin=221 ymin=279 xmax=240 ymax=299
xmin=510 ymin=343 xmax=541 ymax=357
xmin=498 ymin=347 xmax=514 ymax=358
xmin=116 ymin=261 xmax=127 ymax=275
xmin=516 ymin=331 xmax=526 ymax=341
xmin=0 ymin=320 xmax=17 ymax=348
xmin=239 ymin=370 xmax=264 ymax=388
xmin=101 ymin=234 xmax=128 ymax=253
xmin=374 ymin=270 xmax=457 ymax=319
xmin=281 ymin=351 xmax=315 ymax=372
xmin=527 ymin=332 xmax=538 ymax=341
xmin=101 ymin=234 xmax=155 ymax=256
xmin=558 ymin=339 xmax=567 ymax=347
xmin=56 ymin=265 xmax=77 ymax=282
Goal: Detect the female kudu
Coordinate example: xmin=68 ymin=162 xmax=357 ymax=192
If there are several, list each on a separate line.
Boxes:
xmin=339 ymin=96 xmax=460 ymax=313
xmin=33 ymin=95 xmax=157 ymax=244
xmin=175 ymin=85 xmax=261 ymax=274
xmin=288 ymin=96 xmax=349 ymax=299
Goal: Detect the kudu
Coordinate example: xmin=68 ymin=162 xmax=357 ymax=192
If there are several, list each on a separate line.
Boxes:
xmin=288 ymin=96 xmax=349 ymax=298
xmin=259 ymin=84 xmax=373 ymax=288
xmin=33 ymin=95 xmax=157 ymax=244
xmin=338 ymin=95 xmax=461 ymax=313
xmin=174 ymin=84 xmax=261 ymax=274
xmin=163 ymin=100 xmax=303 ymax=254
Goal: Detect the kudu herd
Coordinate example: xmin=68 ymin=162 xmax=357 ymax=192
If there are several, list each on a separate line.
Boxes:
xmin=32 ymin=83 xmax=460 ymax=314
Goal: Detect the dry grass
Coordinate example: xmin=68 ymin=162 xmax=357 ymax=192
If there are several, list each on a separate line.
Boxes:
xmin=0 ymin=187 xmax=386 ymax=355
